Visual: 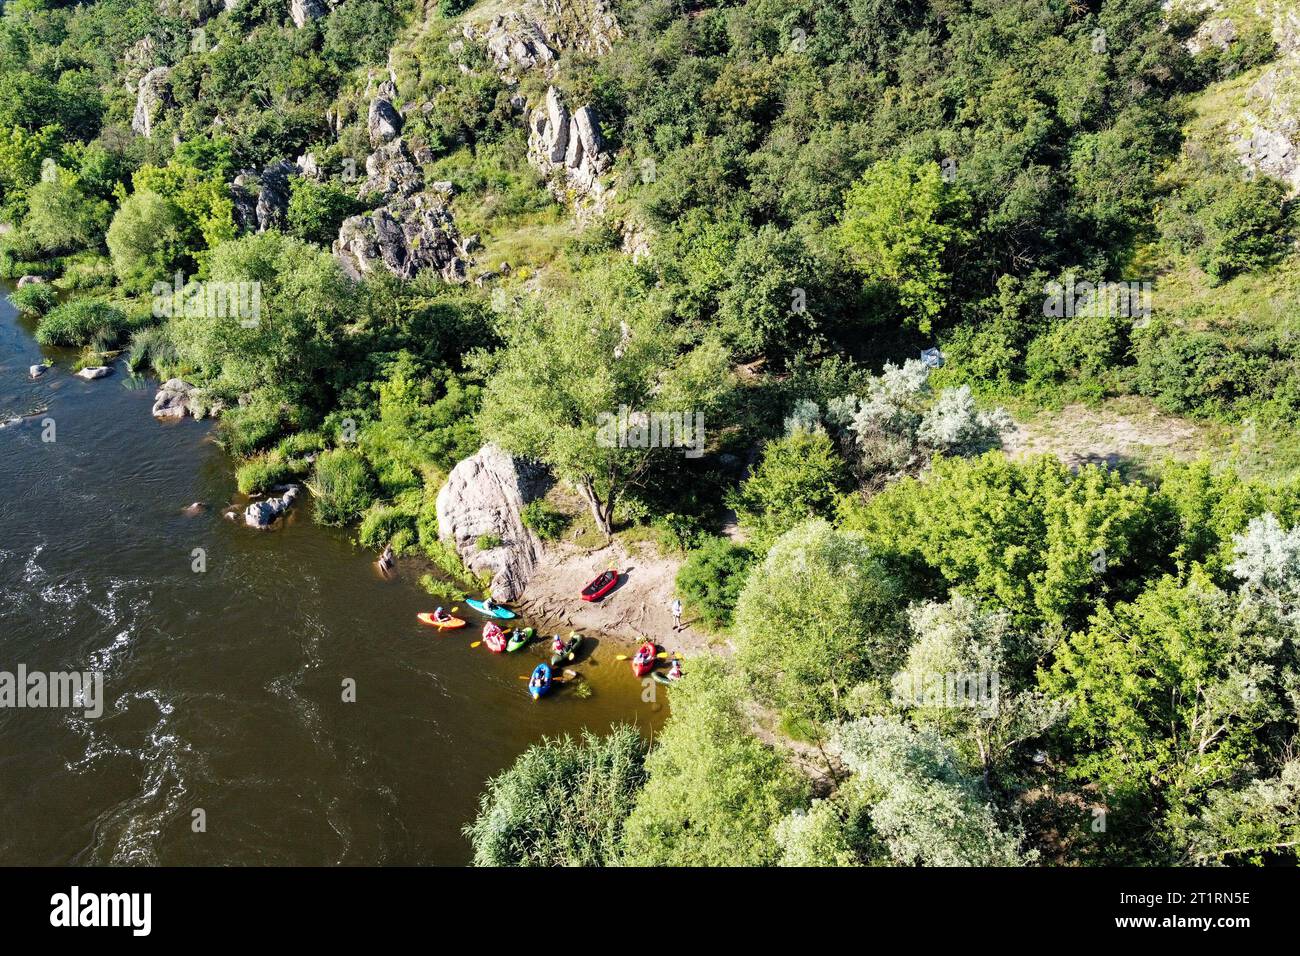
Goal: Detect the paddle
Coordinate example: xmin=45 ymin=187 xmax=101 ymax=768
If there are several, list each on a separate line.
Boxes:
xmin=470 ymin=640 xmax=481 ymax=648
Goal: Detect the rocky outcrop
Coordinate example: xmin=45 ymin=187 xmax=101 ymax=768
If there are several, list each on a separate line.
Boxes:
xmin=358 ymin=137 xmax=422 ymax=201
xmin=152 ymin=379 xmax=197 ymax=419
xmin=132 ymin=66 xmax=171 ymax=138
xmin=1232 ymin=56 xmax=1300 ymax=193
xmin=464 ymin=0 xmax=620 ymax=76
xmin=475 ymin=13 xmax=556 ymax=73
xmin=527 ymin=86 xmax=612 ymax=205
xmin=334 ymin=194 xmax=466 ymax=282
xmin=334 ymin=130 xmax=469 ymax=281
xmin=230 ymin=159 xmax=299 ymax=233
xmin=1187 ymin=17 xmax=1238 ymax=54
xmin=289 ymin=0 xmax=328 ymax=28
xmin=244 ymin=485 xmax=300 ymax=529
xmin=367 ymin=96 xmax=403 ymax=146
xmin=435 ymin=445 xmax=551 ymax=602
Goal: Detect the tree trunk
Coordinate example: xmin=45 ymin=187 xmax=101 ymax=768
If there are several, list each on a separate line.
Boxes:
xmin=579 ymin=478 xmax=614 ymax=538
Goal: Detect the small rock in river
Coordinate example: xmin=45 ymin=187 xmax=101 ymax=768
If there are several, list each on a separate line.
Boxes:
xmin=76 ymin=366 xmax=112 ymax=380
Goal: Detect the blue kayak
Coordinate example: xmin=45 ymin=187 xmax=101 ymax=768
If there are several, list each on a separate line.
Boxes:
xmin=466 ymin=598 xmax=516 ymax=620
xmin=528 ymin=663 xmax=552 ymax=700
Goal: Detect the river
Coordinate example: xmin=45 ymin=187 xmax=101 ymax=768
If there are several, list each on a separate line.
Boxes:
xmin=0 ymin=287 xmax=664 ymax=865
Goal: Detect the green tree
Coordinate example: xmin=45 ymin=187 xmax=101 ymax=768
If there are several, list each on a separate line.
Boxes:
xmin=1041 ymin=571 xmax=1291 ymax=840
xmin=621 ymin=657 xmax=807 ymax=866
xmin=839 ymin=157 xmax=970 ymax=332
xmin=105 ymin=190 xmax=190 ymax=292
xmin=464 ymin=726 xmax=648 ymax=866
xmin=23 ymin=169 xmax=111 ymax=254
xmin=729 ymin=430 xmax=851 ymax=548
xmin=675 ymin=537 xmax=756 ymax=630
xmin=832 ymin=716 xmax=1032 ymax=866
xmin=732 ymin=520 xmax=906 ymax=723
xmin=474 ymin=275 xmax=732 ymax=536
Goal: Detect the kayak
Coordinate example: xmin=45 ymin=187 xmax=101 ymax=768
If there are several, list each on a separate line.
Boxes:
xmin=506 ymin=626 xmax=535 ymax=652
xmin=550 ymin=632 xmax=582 ymax=667
xmin=482 ymin=622 xmax=508 ymax=653
xmin=417 ymin=613 xmax=465 ymax=630
xmin=631 ymin=641 xmax=657 ymax=678
xmin=580 ymin=569 xmax=618 ymax=602
xmin=528 ymin=663 xmax=552 ymax=700
xmin=466 ymin=598 xmax=516 ymax=619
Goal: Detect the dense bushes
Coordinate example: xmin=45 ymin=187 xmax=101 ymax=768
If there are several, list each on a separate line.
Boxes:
xmin=34 ymin=299 xmax=127 ymax=347
xmin=308 ymin=449 xmax=376 ymax=526
xmin=675 ymin=537 xmax=756 ymax=630
xmin=463 ymin=727 xmax=648 ymax=867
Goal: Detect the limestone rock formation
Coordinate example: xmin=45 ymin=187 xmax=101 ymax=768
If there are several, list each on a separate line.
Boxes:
xmin=527 ymin=86 xmax=612 ymax=204
xmin=435 ymin=445 xmax=551 ymax=602
xmin=368 ymin=96 xmax=403 ymax=146
xmin=132 ymin=66 xmax=171 ymax=138
xmin=334 ymin=194 xmax=466 ymax=282
xmin=230 ymin=160 xmax=299 ymax=233
xmin=290 ymin=0 xmax=328 ymax=28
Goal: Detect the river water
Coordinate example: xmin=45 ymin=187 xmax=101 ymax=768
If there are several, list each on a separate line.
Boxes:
xmin=0 ymin=287 xmax=664 ymax=865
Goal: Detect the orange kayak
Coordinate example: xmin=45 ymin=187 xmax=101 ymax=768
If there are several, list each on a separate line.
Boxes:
xmin=418 ymin=613 xmax=465 ymax=629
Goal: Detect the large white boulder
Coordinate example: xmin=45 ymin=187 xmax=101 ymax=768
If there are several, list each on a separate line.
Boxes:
xmin=435 ymin=445 xmax=550 ymax=602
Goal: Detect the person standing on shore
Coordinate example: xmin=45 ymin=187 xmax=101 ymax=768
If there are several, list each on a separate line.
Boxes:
xmin=671 ymin=598 xmax=682 ymax=631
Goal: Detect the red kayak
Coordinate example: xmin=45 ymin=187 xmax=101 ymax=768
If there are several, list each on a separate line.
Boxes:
xmin=581 ymin=569 xmax=619 ymax=602
xmin=631 ymin=641 xmax=656 ymax=678
xmin=482 ymin=622 xmax=508 ymax=653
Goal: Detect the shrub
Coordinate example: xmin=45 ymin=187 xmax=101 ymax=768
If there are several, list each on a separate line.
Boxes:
xmin=236 ymin=453 xmax=306 ymax=495
xmin=309 ymin=448 xmax=377 ymax=526
xmin=521 ymin=499 xmax=568 ymax=540
xmin=475 ymin=532 xmax=503 ymax=551
xmin=464 ymin=726 xmax=648 ymax=866
xmin=34 ymin=299 xmax=127 ymax=347
xmin=9 ymin=282 xmax=57 ymax=316
xmin=675 ymin=537 xmax=756 ymax=630
xmin=358 ymin=499 xmax=419 ymax=551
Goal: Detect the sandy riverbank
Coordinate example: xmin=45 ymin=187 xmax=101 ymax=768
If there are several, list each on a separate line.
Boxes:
xmin=515 ymin=537 xmax=730 ymax=659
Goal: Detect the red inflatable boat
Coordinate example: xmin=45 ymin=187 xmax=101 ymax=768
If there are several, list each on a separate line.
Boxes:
xmin=581 ymin=569 xmax=619 ymax=602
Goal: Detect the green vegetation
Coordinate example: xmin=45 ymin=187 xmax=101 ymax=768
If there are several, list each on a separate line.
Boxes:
xmin=10 ymin=0 xmax=1300 ymax=869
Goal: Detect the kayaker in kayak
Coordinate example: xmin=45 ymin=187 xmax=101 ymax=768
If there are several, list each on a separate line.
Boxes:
xmin=432 ymin=606 xmax=451 ymax=623
xmin=483 ymin=596 xmax=503 ymax=614
xmin=552 ymin=634 xmax=566 ymax=656
xmin=633 ymin=645 xmax=653 ymax=667
xmin=529 ymin=670 xmax=547 ymax=692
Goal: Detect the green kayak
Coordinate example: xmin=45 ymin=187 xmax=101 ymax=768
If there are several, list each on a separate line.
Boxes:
xmin=506 ymin=627 xmax=535 ymax=653
xmin=550 ymin=633 xmax=582 ymax=667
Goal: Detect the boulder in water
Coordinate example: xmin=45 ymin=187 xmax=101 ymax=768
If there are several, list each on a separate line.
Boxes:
xmin=244 ymin=485 xmax=300 ymax=529
xmin=29 ymin=364 xmax=47 ymax=379
xmin=76 ymin=366 xmax=112 ymax=380
xmin=153 ymin=378 xmax=196 ymax=419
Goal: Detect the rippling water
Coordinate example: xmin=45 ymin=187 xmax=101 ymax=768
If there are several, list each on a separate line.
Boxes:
xmin=0 ymin=288 xmax=665 ymax=865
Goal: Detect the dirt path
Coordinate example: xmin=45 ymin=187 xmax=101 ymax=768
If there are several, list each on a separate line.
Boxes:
xmin=1002 ymin=398 xmax=1213 ymax=473
xmin=517 ymin=537 xmax=728 ymax=658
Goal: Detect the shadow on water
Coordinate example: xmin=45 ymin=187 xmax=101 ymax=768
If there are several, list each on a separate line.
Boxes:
xmin=0 ymin=286 xmax=666 ymax=865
